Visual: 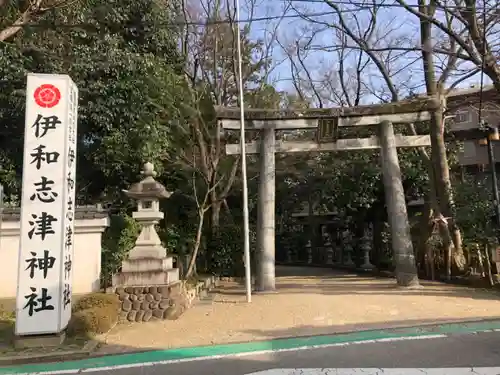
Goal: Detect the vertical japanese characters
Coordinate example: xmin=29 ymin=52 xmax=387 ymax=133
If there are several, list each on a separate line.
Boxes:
xmin=61 ymin=84 xmax=78 ymax=327
xmin=16 ymin=75 xmax=78 ymax=336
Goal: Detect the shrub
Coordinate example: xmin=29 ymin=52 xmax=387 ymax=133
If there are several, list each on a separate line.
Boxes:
xmin=0 ymin=307 xmax=14 ymax=340
xmin=207 ymin=224 xmax=257 ymax=277
xmin=72 ymin=293 xmax=120 ymax=313
xmin=67 ymin=305 xmax=119 ymax=337
xmin=101 ymin=214 xmax=141 ymax=288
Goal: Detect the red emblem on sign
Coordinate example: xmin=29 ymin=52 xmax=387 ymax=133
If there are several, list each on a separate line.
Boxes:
xmin=34 ymin=84 xmax=61 ymax=108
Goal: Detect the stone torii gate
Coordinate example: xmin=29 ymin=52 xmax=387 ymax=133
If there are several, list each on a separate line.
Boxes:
xmin=216 ymin=97 xmax=439 ymax=292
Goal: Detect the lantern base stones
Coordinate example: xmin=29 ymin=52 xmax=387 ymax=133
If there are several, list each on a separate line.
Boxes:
xmin=115 ymin=283 xmax=190 ymax=322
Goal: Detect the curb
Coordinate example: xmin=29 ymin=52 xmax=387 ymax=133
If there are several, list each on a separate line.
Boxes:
xmin=0 ymin=277 xmax=219 ymax=368
xmin=0 ymin=340 xmax=100 ymax=367
xmin=2 ymin=318 xmax=500 ymax=374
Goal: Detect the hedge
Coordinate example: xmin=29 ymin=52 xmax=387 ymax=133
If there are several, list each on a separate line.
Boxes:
xmin=68 ymin=293 xmax=120 ymax=337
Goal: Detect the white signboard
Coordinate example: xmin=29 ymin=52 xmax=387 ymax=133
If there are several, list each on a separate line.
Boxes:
xmin=15 ymin=73 xmax=78 ymax=336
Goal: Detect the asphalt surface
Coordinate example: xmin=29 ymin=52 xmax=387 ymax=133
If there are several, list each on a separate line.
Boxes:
xmin=66 ymin=330 xmax=500 ymax=375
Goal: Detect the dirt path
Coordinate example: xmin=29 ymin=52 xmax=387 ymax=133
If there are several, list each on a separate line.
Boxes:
xmin=97 ymin=267 xmax=500 ymax=354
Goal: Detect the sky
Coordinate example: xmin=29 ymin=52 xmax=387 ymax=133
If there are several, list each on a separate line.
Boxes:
xmin=237 ymin=0 xmax=491 ymax=106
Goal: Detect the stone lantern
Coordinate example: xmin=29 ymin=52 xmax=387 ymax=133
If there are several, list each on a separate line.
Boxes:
xmin=342 ymin=226 xmax=355 ymax=268
xmin=360 ymin=225 xmax=376 ymax=270
xmin=112 ymin=162 xmax=179 ymax=287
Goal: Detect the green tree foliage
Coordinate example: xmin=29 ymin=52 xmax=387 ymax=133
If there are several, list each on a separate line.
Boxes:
xmin=100 ymin=214 xmax=141 ymax=287
xmin=0 ymin=0 xmax=187 ymax=204
xmin=455 ymin=174 xmax=495 ymax=247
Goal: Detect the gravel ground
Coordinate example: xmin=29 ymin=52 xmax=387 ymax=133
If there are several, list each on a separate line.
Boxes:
xmin=96 ymin=266 xmax=500 ymax=354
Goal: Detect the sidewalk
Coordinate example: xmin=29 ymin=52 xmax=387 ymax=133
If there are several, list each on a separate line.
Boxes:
xmin=97 ymin=266 xmax=500 ymax=354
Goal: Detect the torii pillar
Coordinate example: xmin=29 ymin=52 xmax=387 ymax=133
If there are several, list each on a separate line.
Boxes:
xmin=379 ymin=120 xmax=420 ymax=287
xmin=256 ymin=126 xmax=276 ymax=292
xmin=219 ymin=118 xmax=319 ymax=293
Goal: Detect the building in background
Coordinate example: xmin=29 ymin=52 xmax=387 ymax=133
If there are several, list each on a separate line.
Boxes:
xmin=447 ymin=84 xmax=500 ymax=172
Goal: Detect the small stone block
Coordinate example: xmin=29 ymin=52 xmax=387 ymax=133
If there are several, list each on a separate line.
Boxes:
xmin=169 ymin=284 xmax=181 ymax=296
xmin=159 ymin=299 xmax=170 ymax=309
xmin=153 ymin=293 xmax=162 ymax=301
xmin=163 ymin=307 xmax=174 ymax=320
xmin=124 ymin=287 xmax=134 ymax=294
xmin=127 ymin=310 xmax=137 ymax=321
xmin=137 ymin=294 xmax=145 ymax=302
xmin=129 ymin=294 xmax=138 ymax=301
xmin=132 ymin=300 xmax=141 ymax=310
xmin=141 ymin=301 xmax=151 ymax=310
xmin=150 ymin=301 xmax=160 ymax=310
xmin=159 ymin=286 xmax=170 ymax=297
xmin=118 ymin=292 xmax=129 ymax=301
xmin=145 ymin=294 xmax=154 ymax=302
xmin=143 ymin=310 xmax=153 ymax=322
xmin=152 ymin=309 xmax=164 ymax=319
xmin=14 ymin=332 xmax=66 ymax=350
xmin=135 ymin=310 xmax=145 ymax=322
xmin=148 ymin=286 xmax=158 ymax=294
xmin=163 ymin=306 xmax=182 ymax=320
xmin=133 ymin=287 xmax=144 ymax=295
xmin=122 ymin=299 xmax=132 ymax=312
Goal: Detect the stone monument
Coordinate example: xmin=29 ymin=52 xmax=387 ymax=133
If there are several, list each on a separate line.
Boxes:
xmin=112 ymin=162 xmax=183 ymax=322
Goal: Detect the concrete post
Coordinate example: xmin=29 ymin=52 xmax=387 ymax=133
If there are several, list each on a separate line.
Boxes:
xmin=255 ymin=127 xmax=276 ymax=292
xmin=379 ymin=120 xmax=420 ymax=287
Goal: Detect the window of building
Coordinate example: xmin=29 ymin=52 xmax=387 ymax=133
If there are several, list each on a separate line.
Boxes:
xmin=463 ymin=140 xmax=477 ymax=157
xmin=454 ymin=110 xmax=471 ymax=124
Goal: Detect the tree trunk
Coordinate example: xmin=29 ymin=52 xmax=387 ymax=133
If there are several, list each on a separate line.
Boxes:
xmin=210 ymin=198 xmax=221 ymax=233
xmin=429 ymin=109 xmax=466 ymax=275
xmin=451 ymin=224 xmax=466 ymax=271
xmin=373 ymin=221 xmax=382 ymax=267
xmin=204 ymin=191 xmax=221 ymax=268
xmin=475 ymin=244 xmax=485 ymax=277
xmin=484 ymin=244 xmax=495 ymax=286
xmin=418 ymin=0 xmax=465 ymax=274
xmin=416 ymin=200 xmax=433 ymax=275
xmin=186 ymin=209 xmax=206 ymax=280
xmin=307 ymin=187 xmax=316 ymax=255
xmin=427 ymin=224 xmax=437 ymax=281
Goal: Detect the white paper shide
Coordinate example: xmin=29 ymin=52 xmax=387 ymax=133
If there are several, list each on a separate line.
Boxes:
xmin=15 ymin=73 xmax=78 ymax=336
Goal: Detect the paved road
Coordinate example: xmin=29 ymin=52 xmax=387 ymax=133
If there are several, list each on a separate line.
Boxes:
xmin=65 ymin=330 xmax=500 ymax=375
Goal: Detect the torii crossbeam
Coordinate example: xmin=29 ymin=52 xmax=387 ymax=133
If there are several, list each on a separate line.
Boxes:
xmin=216 ymin=97 xmax=438 ymax=291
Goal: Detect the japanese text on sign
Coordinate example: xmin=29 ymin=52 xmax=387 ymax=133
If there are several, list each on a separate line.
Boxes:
xmin=15 ymin=74 xmax=78 ymax=336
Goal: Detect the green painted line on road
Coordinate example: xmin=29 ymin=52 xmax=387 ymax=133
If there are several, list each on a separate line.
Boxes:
xmin=1 ymin=319 xmax=500 ymax=374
